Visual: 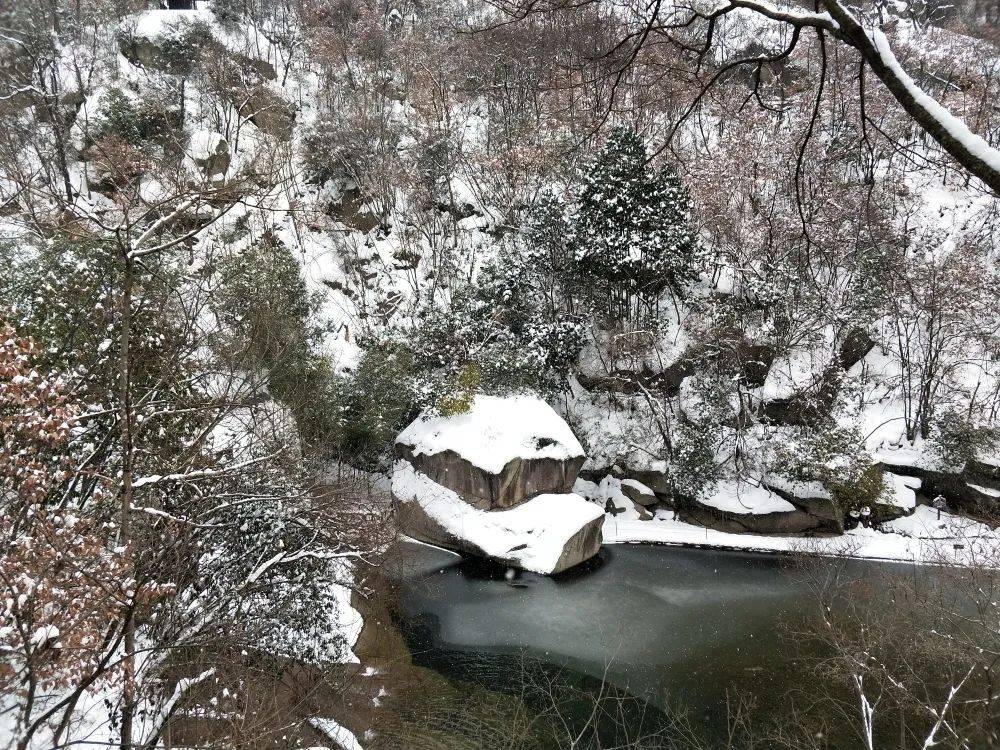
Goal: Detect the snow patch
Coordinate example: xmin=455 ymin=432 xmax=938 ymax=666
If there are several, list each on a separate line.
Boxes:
xmin=697 ymin=480 xmax=797 ymax=515
xmin=188 ymin=129 xmax=226 ymax=160
xmin=603 ymin=506 xmax=999 ymax=566
xmin=887 ymin=473 xmax=921 ymax=510
xmin=127 ymin=8 xmax=213 ymax=41
xmin=308 ymin=716 xmax=364 ymax=750
xmin=397 ymin=394 xmax=585 ymax=474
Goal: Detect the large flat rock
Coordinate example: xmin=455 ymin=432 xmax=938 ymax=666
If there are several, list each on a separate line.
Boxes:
xmin=679 ymin=503 xmax=825 ymax=535
xmin=392 ymin=461 xmax=603 ymax=575
xmin=682 ymin=480 xmax=826 ymax=534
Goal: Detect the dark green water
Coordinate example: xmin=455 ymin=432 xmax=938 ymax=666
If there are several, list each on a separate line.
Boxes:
xmin=391 ymin=541 xmax=912 ymax=745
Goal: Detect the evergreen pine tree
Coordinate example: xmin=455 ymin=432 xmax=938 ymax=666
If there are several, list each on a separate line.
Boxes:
xmin=524 ymin=190 xmax=574 ymax=318
xmin=569 ymin=126 xmax=700 ymax=327
xmin=641 ymin=165 xmax=699 ymax=294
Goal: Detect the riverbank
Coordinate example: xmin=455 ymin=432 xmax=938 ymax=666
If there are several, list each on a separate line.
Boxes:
xmin=601 ymin=505 xmax=999 ymax=566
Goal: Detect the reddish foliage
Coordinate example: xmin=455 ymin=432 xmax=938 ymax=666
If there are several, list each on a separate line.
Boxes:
xmin=0 ymin=323 xmax=141 ymax=696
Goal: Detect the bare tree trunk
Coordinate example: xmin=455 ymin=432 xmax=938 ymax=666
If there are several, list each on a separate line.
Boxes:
xmin=118 ymin=252 xmax=136 ymax=750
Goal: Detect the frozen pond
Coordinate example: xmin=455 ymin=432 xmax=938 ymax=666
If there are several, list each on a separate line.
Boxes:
xmin=391 ymin=541 xmax=910 ymax=736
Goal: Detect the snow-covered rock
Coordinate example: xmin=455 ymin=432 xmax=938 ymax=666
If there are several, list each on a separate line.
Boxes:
xmin=885 ymin=473 xmax=921 ymax=510
xmin=396 ymin=395 xmax=586 ymax=510
xmin=118 ymin=10 xmax=213 ymax=74
xmin=187 ymin=130 xmax=229 ymax=177
xmin=619 ymin=478 xmax=657 ymax=507
xmin=680 ymin=480 xmax=829 ymax=535
xmin=392 ymin=461 xmax=603 ymax=574
xmin=699 ymin=481 xmax=797 ymax=515
xmin=763 ymin=475 xmax=844 ymax=532
xmin=574 ymin=475 xmax=653 ymax=520
xmin=877 ymin=450 xmax=1000 ymax=518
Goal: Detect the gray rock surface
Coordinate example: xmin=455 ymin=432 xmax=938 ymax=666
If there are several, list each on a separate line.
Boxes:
xmin=608 ymin=467 xmax=675 ymax=506
xmin=238 ymin=86 xmax=296 ymax=139
xmin=763 ymin=480 xmax=844 ymax=533
xmin=880 ymin=459 xmax=1000 ymax=517
xmin=678 ymin=503 xmax=826 ymax=535
xmin=619 ymin=478 xmax=658 ymax=507
xmin=190 ymin=134 xmax=230 ymax=178
xmin=395 ymin=442 xmax=585 ymax=511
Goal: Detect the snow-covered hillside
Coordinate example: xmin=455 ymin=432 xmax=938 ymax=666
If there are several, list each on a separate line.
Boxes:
xmin=2 ymin=0 xmax=1000 ymax=747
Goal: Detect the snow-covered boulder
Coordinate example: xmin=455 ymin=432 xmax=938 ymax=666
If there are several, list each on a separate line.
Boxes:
xmin=763 ymin=476 xmax=844 ymax=532
xmin=878 ymin=450 xmax=1000 ymax=518
xmin=119 ymin=10 xmax=276 ymax=80
xmin=392 ymin=461 xmax=603 ymax=575
xmin=187 ymin=130 xmax=230 ymax=178
xmin=679 ymin=480 xmax=827 ymax=535
xmin=119 ymin=10 xmax=214 ymax=75
xmin=395 ymin=395 xmax=587 ymax=510
xmin=619 ymin=478 xmax=657 ymax=507
xmin=574 ymin=475 xmax=654 ymax=520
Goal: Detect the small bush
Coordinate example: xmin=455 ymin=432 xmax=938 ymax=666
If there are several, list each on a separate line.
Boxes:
xmin=301 ymin=114 xmax=399 ymax=188
xmin=668 ymin=419 xmax=721 ymax=501
xmin=154 ymin=19 xmax=214 ymax=73
xmin=403 ymin=281 xmax=584 ymax=407
xmin=339 ymin=344 xmax=415 ymax=465
xmin=99 ymin=88 xmax=143 ymax=145
xmin=929 ymin=408 xmax=1000 ymax=470
xmin=776 ymin=424 xmax=890 ymax=513
xmin=214 ymin=235 xmax=345 ymax=456
xmin=215 ymin=234 xmax=317 ymax=371
xmin=96 ymin=88 xmax=180 ymax=147
xmin=436 ymin=363 xmax=481 ymax=417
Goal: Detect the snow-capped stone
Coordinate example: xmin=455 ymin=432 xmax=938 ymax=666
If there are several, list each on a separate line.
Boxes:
xmin=698 ymin=481 xmax=797 ymax=515
xmin=886 ymin=473 xmax=921 ymax=510
xmin=680 ymin=480 xmax=827 ymax=535
xmin=118 ymin=10 xmax=213 ymax=74
xmin=396 ymin=395 xmax=586 ymax=510
xmin=763 ymin=475 xmax=844 ymax=532
xmin=392 ymin=461 xmax=603 ymax=575
xmin=187 ymin=130 xmax=229 ymax=177
xmin=619 ymin=478 xmax=657 ymax=507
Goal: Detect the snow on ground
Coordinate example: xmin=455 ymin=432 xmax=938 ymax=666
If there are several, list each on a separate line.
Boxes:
xmin=397 ymin=394 xmax=585 ymax=473
xmin=575 ymin=305 xmax=689 ymax=379
xmin=757 ymin=339 xmax=833 ymax=402
xmin=308 ymin=717 xmax=364 ymax=750
xmin=872 ymin=439 xmax=943 ymax=471
xmin=392 ymin=460 xmax=602 ymax=574
xmin=564 ymin=378 xmax=668 ymax=474
xmin=696 ymin=479 xmax=797 ymax=515
xmin=601 ymin=505 xmax=999 ymax=566
xmin=328 ymin=560 xmax=364 ymax=665
xmin=125 ymin=8 xmax=215 ymax=40
xmin=187 ymin=128 xmax=226 ymax=160
xmin=575 ymin=475 xmax=648 ymax=521
xmin=887 ymin=473 xmax=921 ymax=509
xmin=762 ymin=475 xmax=831 ymax=500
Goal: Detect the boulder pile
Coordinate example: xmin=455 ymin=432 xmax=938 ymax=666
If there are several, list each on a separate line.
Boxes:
xmin=392 ymin=395 xmax=603 ymax=574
